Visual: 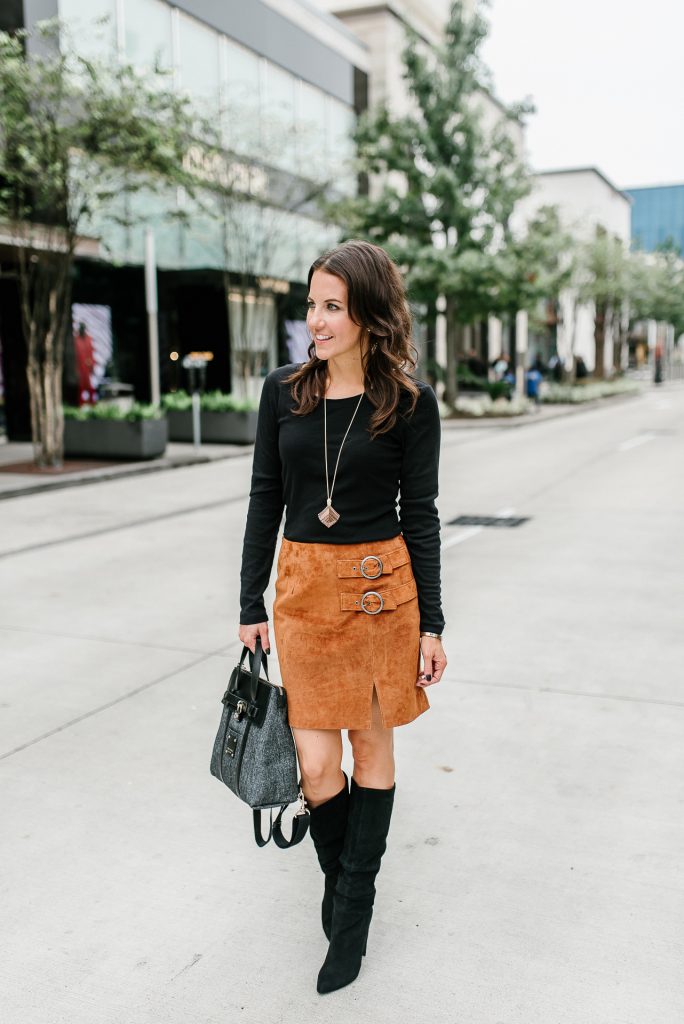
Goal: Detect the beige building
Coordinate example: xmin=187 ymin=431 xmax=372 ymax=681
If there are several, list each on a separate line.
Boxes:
xmin=317 ymin=1 xmax=460 ymax=114
xmin=510 ymin=166 xmax=633 ymax=375
xmin=316 ymin=0 xmax=526 ymax=385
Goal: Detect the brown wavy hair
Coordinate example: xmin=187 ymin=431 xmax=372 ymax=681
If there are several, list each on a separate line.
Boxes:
xmin=283 ymin=239 xmax=420 ymax=437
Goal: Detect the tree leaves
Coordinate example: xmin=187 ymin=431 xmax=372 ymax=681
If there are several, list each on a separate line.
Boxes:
xmin=0 ymin=18 xmax=213 ymax=464
xmin=325 ymin=0 xmax=533 ymax=329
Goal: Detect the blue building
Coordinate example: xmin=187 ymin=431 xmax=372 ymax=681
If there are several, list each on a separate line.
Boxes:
xmin=626 ymin=183 xmax=684 ymax=254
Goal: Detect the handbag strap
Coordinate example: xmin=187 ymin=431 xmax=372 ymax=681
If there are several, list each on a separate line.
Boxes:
xmin=239 ymin=637 xmax=270 ymax=704
xmin=253 ymin=804 xmax=310 ymax=849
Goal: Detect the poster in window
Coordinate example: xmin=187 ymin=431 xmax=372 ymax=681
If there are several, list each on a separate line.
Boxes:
xmin=71 ymin=304 xmax=113 ymax=406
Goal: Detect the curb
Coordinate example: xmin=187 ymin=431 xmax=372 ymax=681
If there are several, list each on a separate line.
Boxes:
xmin=0 ymin=447 xmax=249 ymax=502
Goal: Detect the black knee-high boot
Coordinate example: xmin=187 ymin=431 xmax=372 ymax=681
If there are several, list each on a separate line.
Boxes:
xmin=317 ymin=777 xmax=395 ymax=994
xmin=308 ymin=773 xmax=350 ymax=940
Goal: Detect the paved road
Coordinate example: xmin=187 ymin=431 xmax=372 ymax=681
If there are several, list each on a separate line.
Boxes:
xmin=1 ymin=383 xmax=683 ymax=1024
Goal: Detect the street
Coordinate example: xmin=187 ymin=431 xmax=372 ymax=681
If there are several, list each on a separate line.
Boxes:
xmin=1 ymin=384 xmax=683 ymax=1024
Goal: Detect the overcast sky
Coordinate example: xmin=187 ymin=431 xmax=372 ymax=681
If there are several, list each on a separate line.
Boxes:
xmin=480 ymin=0 xmax=684 ymax=191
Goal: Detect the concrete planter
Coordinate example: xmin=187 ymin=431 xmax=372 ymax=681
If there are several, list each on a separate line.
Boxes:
xmin=64 ymin=417 xmax=168 ymax=460
xmin=167 ymin=409 xmax=258 ymax=444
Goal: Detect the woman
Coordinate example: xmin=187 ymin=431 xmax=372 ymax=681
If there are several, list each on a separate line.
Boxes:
xmin=238 ymin=239 xmax=446 ymax=994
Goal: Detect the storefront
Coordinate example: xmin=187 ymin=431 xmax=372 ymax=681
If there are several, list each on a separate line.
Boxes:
xmin=0 ymin=0 xmax=368 ymax=438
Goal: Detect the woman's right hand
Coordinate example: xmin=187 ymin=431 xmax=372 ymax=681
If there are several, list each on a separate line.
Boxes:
xmin=238 ymin=622 xmax=271 ymax=655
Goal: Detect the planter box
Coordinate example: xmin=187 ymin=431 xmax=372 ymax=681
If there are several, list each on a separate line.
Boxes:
xmin=167 ymin=409 xmax=258 ymax=444
xmin=64 ymin=418 xmax=168 ymax=460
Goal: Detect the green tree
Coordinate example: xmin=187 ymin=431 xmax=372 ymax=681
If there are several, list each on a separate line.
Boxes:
xmin=643 ymin=245 xmax=684 ymax=338
xmin=575 ymin=230 xmax=629 ymax=379
xmin=0 ymin=21 xmax=202 ymax=465
xmin=493 ymin=205 xmax=574 ymax=376
xmin=326 ymin=0 xmax=533 ymax=403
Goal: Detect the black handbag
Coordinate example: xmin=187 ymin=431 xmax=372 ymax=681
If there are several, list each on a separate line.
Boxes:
xmin=210 ymin=637 xmax=310 ymax=848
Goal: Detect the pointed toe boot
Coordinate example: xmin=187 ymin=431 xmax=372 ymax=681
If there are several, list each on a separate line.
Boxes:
xmin=317 ymin=777 xmax=395 ymax=995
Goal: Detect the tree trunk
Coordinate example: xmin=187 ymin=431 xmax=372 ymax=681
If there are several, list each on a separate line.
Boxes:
xmin=26 ymin=357 xmax=65 ymax=466
xmin=594 ymin=302 xmax=606 ymax=380
xmin=508 ymin=311 xmax=517 ymax=376
xmin=612 ymin=306 xmax=625 ymax=375
xmin=22 ymin=258 xmax=72 ymax=467
xmin=424 ymin=297 xmax=437 ymax=387
xmin=563 ymin=294 xmax=579 ymax=384
xmin=444 ymin=296 xmax=459 ymax=407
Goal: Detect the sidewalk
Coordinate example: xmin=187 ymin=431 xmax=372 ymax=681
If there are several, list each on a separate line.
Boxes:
xmin=1 ymin=386 xmax=682 ymax=1023
xmin=0 ymin=440 xmax=249 ymax=501
xmin=0 ymin=386 xmax=650 ymax=500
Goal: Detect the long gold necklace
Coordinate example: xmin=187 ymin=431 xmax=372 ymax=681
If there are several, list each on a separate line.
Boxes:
xmin=318 ymin=391 xmax=365 ymax=528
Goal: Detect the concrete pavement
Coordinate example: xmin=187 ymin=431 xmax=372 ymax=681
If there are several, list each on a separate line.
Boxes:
xmin=1 ymin=381 xmax=683 ymax=1023
xmin=0 ymin=440 xmax=246 ymax=501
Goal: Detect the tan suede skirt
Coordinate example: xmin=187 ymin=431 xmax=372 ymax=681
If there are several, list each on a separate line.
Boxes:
xmin=272 ymin=533 xmax=430 ymax=730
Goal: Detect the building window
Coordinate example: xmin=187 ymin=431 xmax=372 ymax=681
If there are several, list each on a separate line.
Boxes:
xmin=177 ymin=11 xmax=220 ymax=115
xmin=58 ymin=0 xmax=117 ymax=59
xmin=327 ymin=98 xmax=356 ymax=196
xmin=261 ymin=60 xmax=297 ymax=175
xmin=123 ymin=0 xmax=172 ymax=74
xmin=222 ymin=37 xmax=261 ymax=153
xmin=298 ymin=81 xmax=328 ymax=183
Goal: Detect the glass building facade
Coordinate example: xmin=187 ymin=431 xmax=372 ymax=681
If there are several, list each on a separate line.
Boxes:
xmin=0 ymin=0 xmax=367 ymax=436
xmin=627 ymin=183 xmax=684 ymax=255
xmin=57 ymin=0 xmax=359 ymax=278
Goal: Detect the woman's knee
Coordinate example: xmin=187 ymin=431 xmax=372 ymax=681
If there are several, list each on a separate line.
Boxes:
xmin=293 ymin=730 xmax=343 ymax=801
xmin=299 ymin=756 xmax=339 ymax=791
xmin=348 ymin=731 xmax=394 ymax=776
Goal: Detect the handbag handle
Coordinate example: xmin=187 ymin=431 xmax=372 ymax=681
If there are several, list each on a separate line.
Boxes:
xmin=238 ymin=636 xmax=270 ymax=704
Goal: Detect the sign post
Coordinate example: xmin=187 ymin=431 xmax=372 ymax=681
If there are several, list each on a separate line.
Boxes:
xmin=181 ymin=352 xmax=213 ymax=449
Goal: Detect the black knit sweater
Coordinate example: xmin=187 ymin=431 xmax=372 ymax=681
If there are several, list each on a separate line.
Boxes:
xmin=239 ymin=363 xmax=445 ymax=633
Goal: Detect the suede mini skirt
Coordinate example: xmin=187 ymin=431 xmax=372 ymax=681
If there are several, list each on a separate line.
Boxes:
xmin=272 ymin=533 xmax=429 ymax=731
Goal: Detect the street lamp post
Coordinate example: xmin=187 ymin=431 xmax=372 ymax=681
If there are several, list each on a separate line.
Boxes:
xmin=144 ymin=227 xmax=160 ymax=407
xmin=515 ymin=309 xmax=528 ymax=399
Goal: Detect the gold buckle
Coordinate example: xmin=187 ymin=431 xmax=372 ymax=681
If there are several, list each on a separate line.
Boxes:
xmin=360 ymin=591 xmax=384 ymax=615
xmin=360 ymin=555 xmax=383 ymax=579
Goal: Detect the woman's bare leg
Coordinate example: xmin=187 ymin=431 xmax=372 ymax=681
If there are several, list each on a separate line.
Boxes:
xmin=347 ymin=688 xmax=395 ymax=789
xmin=292 ymin=726 xmax=345 ymax=808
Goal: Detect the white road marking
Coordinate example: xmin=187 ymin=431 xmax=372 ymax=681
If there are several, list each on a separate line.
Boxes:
xmin=441 ymin=506 xmax=518 ymax=549
xmin=617 ymin=432 xmax=657 ymax=452
xmin=441 ymin=526 xmax=482 ymax=549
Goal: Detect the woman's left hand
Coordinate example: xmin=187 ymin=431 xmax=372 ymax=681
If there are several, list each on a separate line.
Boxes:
xmin=417 ymin=636 xmax=447 ymax=687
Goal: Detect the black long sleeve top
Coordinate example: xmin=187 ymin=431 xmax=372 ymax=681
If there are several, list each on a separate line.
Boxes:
xmin=239 ymin=363 xmax=445 ymax=634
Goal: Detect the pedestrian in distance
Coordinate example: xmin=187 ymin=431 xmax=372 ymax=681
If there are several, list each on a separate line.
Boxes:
xmin=526 ymin=365 xmax=543 ymax=405
xmin=492 ymin=353 xmax=509 ymax=380
xmin=238 ymin=239 xmax=447 ymax=994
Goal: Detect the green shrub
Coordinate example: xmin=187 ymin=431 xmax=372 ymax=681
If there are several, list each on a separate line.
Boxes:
xmin=201 ymin=390 xmax=258 ymax=413
xmin=541 ymin=380 xmax=640 ymax=404
xmin=161 ymin=389 xmax=258 ymax=413
xmin=452 ymin=394 xmax=531 ymax=418
xmin=457 ymin=365 xmax=512 ymax=400
xmin=63 ymin=402 xmax=164 ymax=422
xmin=160 ymin=390 xmax=192 ymax=412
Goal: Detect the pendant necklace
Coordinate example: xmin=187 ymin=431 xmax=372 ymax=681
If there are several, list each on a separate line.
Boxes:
xmin=318 ymin=391 xmax=365 ymax=528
